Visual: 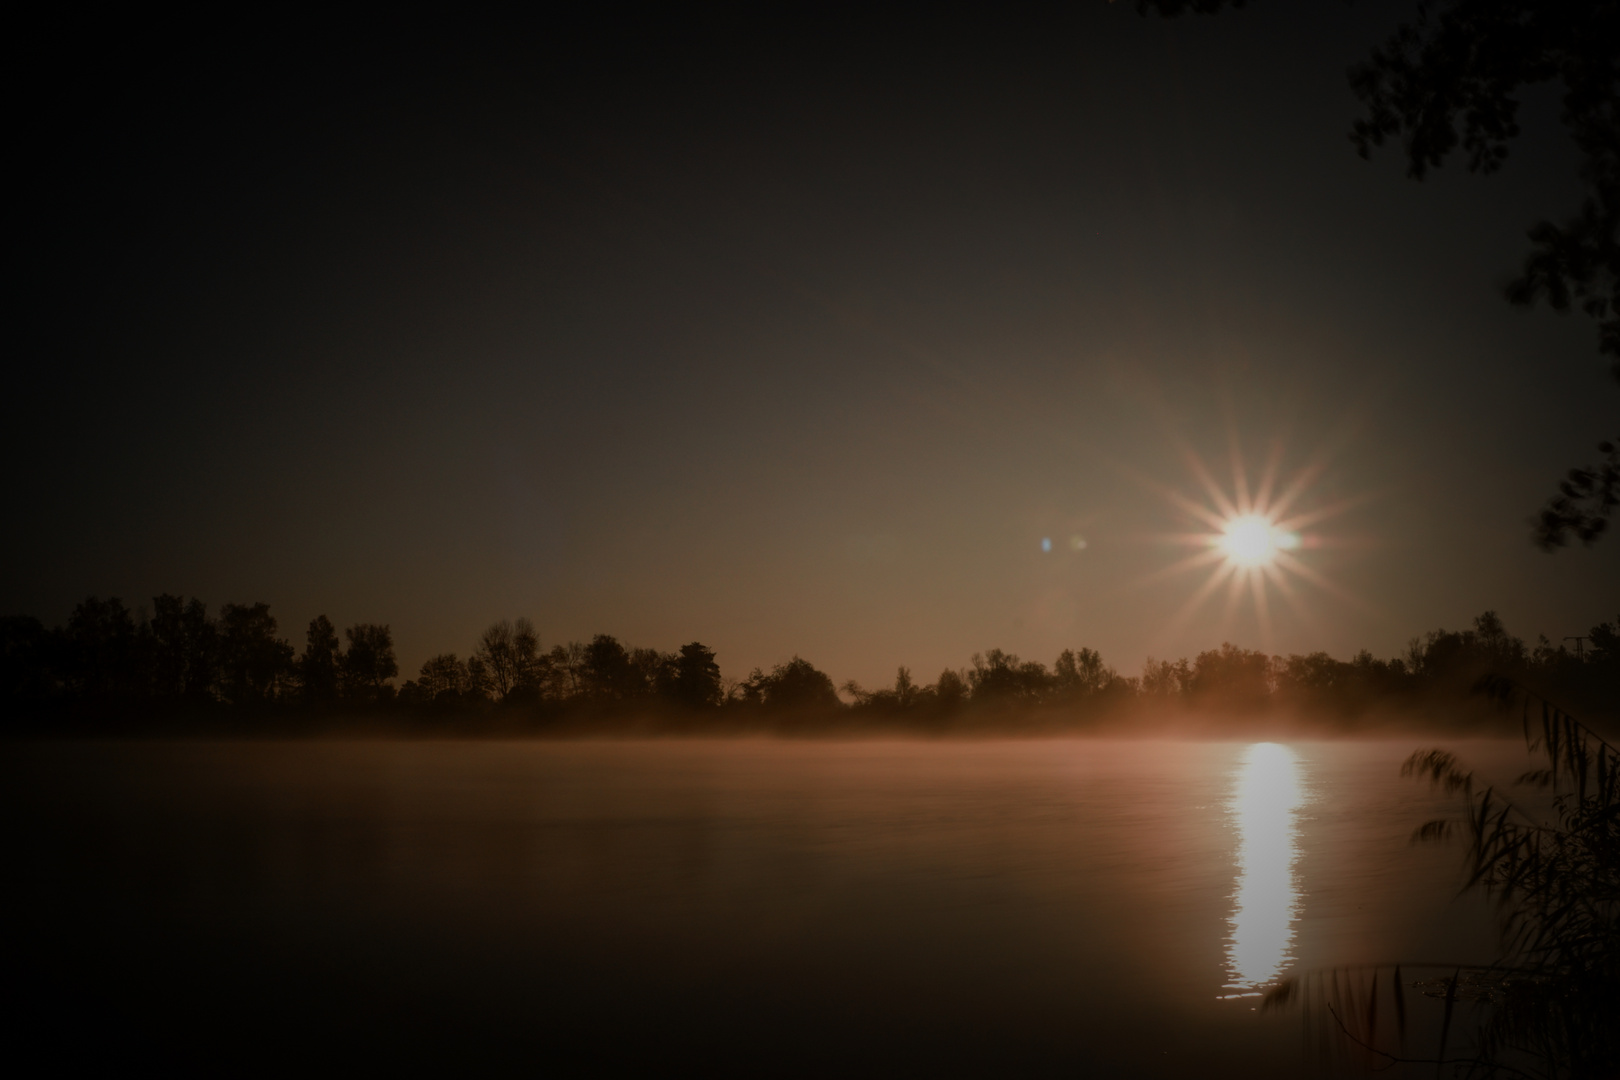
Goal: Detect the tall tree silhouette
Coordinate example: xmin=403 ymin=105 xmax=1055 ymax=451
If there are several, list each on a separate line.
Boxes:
xmin=546 ymin=641 xmax=586 ymax=699
xmin=63 ymin=597 xmax=138 ymax=700
xmin=148 ymin=595 xmax=218 ymax=701
xmin=299 ymin=615 xmax=341 ymax=706
xmin=476 ymin=620 xmax=521 ymax=699
xmin=475 ymin=618 xmax=546 ymax=701
xmin=671 ymin=642 xmax=723 ymax=709
xmin=508 ymin=618 xmax=546 ymax=697
xmin=217 ymin=602 xmax=294 ymax=706
xmin=340 ymin=624 xmax=397 ymax=703
xmin=581 ymin=634 xmax=640 ymax=701
xmin=934 ymin=668 xmax=969 ymax=710
xmin=1054 ymin=647 xmax=1113 ymax=698
xmin=405 ymin=653 xmax=474 ymax=705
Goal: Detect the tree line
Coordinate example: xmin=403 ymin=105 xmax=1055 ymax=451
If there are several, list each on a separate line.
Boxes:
xmin=1 ymin=597 xmax=1614 ymax=732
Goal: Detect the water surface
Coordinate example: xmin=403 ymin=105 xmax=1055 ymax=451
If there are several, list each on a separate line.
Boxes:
xmin=3 ymin=737 xmax=1525 ymax=1076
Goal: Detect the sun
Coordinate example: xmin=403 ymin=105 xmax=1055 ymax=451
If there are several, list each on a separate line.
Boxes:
xmin=1217 ymin=514 xmax=1301 ymax=568
xmin=1138 ymin=435 xmax=1368 ymax=648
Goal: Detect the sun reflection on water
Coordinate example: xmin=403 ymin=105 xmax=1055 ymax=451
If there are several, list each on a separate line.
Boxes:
xmin=1222 ymin=742 xmax=1306 ymax=997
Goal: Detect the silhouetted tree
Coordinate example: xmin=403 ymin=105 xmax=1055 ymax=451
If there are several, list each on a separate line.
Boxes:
xmin=1189 ymin=643 xmax=1272 ymax=710
xmin=734 ymin=669 xmax=765 ymax=707
xmin=476 ymin=621 xmax=521 ymax=705
xmin=62 ymin=597 xmax=139 ymax=700
xmin=1054 ymin=647 xmax=1114 ymax=698
xmin=1533 ymin=438 xmax=1619 ymax=549
xmin=1526 ymin=614 xmax=1620 ymax=715
xmin=581 ymin=634 xmax=640 ymax=701
xmin=464 ymin=654 xmax=492 ymax=700
xmin=630 ymin=647 xmax=670 ymax=701
xmin=1139 ymin=655 xmax=1191 ymax=697
xmin=0 ymin=615 xmax=53 ymax=710
xmin=933 ymin=668 xmax=969 ymax=710
xmin=1350 ymin=1 xmax=1620 ymax=545
xmin=968 ymin=649 xmax=1051 ymax=703
xmin=147 ymin=594 xmax=187 ymax=699
xmin=148 ymin=595 xmax=218 ymax=702
xmin=1350 ymin=649 xmax=1411 ymax=695
xmin=299 ymin=615 xmax=341 ymax=707
xmin=3 ymin=591 xmax=1609 ymax=728
xmin=1400 ymin=610 xmax=1533 ymax=701
xmin=476 ymin=619 xmax=543 ymax=700
xmin=1588 ymin=616 xmax=1620 ymax=670
xmin=670 ymin=642 xmax=722 ymax=709
xmin=1273 ymin=649 xmax=1413 ymax=718
xmin=340 ymin=623 xmax=397 ymax=703
xmin=546 ymin=641 xmax=586 ymax=699
xmin=843 ymin=666 xmax=924 ymax=712
xmin=217 ymin=602 xmax=294 ymax=706
xmin=402 ymin=652 xmax=475 ymax=706
xmin=892 ymin=666 xmax=917 ymax=708
xmin=509 ymin=619 xmax=549 ymax=698
xmin=751 ymin=656 xmax=840 ymax=711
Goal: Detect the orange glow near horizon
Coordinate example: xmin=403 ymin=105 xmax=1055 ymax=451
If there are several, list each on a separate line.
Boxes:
xmin=1222 ymin=742 xmax=1306 ymax=996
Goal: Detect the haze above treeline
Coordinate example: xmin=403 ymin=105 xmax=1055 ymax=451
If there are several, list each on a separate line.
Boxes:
xmin=3 ymin=595 xmax=1613 ymax=735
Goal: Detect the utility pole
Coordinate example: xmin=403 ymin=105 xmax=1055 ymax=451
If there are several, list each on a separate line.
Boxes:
xmin=1563 ymin=636 xmax=1587 ymax=660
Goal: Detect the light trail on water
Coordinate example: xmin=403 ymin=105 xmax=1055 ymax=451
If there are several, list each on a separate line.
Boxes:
xmin=1220 ymin=742 xmax=1307 ymax=997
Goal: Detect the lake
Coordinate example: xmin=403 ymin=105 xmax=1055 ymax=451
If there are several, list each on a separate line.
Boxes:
xmin=2 ymin=737 xmax=1530 ymax=1076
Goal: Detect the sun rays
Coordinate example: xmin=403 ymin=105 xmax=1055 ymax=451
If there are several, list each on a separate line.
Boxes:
xmin=1140 ymin=435 xmax=1371 ymax=651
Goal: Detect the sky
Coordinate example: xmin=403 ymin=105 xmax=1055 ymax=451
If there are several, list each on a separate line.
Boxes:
xmin=9 ymin=4 xmax=1616 ymax=689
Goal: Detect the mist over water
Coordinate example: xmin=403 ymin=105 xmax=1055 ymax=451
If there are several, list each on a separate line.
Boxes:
xmin=4 ymin=737 xmax=1521 ymax=1077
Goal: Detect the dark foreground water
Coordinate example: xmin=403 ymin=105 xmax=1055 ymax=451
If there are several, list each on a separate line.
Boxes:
xmin=2 ymin=737 xmax=1531 ymax=1077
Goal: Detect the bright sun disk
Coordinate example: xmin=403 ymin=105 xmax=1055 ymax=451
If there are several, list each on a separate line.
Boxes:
xmin=1147 ymin=436 xmax=1360 ymax=647
xmin=1218 ymin=515 xmax=1298 ymax=567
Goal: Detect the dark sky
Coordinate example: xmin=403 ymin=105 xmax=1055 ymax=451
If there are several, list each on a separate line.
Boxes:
xmin=10 ymin=4 xmax=1616 ymax=688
